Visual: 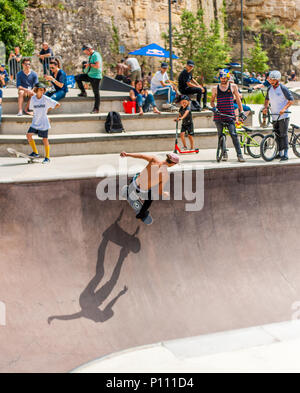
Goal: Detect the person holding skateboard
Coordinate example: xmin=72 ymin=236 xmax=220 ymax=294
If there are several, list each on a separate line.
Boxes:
xmin=120 ymin=151 xmax=179 ymax=222
xmin=26 ymin=82 xmax=60 ymax=164
xmin=175 ymin=95 xmax=197 ymax=151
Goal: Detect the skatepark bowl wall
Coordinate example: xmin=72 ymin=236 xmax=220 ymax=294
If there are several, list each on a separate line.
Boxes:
xmin=1 ymin=164 xmax=300 ymax=373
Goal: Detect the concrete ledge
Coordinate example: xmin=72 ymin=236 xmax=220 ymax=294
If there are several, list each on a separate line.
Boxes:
xmin=0 ymin=125 xmax=270 ymax=157
xmin=0 ymin=111 xmax=254 ymax=135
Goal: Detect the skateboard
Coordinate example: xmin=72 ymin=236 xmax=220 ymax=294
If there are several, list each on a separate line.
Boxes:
xmin=7 ymin=148 xmax=42 ymax=164
xmin=121 ymin=184 xmax=153 ymax=225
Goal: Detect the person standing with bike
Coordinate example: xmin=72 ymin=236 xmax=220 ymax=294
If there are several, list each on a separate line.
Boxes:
xmin=210 ymin=69 xmax=246 ymax=162
xmin=263 ymin=70 xmax=294 ymax=161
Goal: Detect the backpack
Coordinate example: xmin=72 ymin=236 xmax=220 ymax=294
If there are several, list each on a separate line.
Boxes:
xmin=105 ymin=111 xmax=124 ymax=133
xmin=190 ymin=100 xmax=201 ymax=112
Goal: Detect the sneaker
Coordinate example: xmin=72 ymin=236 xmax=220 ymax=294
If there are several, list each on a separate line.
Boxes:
xmin=280 ymin=156 xmax=289 ymax=162
xmin=29 ymin=152 xmax=40 ymax=158
xmin=43 ymin=158 xmax=50 ymax=164
xmin=275 ymin=154 xmax=282 ymax=159
xmin=222 ymin=152 xmax=228 ymax=161
xmin=90 ymin=109 xmax=99 ymax=114
xmin=17 ymin=111 xmax=23 ymax=116
xmin=78 ymin=92 xmax=87 ymax=97
xmin=162 ymin=103 xmax=171 ymax=109
xmin=183 ymin=146 xmax=188 ymax=151
xmin=238 ymin=155 xmax=246 ymax=163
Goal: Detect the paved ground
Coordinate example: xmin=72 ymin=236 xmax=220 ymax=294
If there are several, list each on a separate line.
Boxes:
xmin=1 ymin=161 xmax=300 ymax=372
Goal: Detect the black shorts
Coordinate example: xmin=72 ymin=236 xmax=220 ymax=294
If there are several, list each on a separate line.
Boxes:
xmin=27 ymin=127 xmax=48 ymax=139
xmin=181 ymin=123 xmax=194 ymax=136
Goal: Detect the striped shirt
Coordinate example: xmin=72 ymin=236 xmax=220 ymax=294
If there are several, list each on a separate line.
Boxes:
xmin=214 ymin=84 xmax=235 ymax=123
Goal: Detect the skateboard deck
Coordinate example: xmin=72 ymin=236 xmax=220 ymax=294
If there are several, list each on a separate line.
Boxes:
xmin=121 ymin=184 xmax=153 ymax=225
xmin=7 ymin=148 xmax=41 ymax=164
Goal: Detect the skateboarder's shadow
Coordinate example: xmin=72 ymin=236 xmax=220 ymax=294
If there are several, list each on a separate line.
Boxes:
xmin=48 ymin=210 xmax=140 ymax=324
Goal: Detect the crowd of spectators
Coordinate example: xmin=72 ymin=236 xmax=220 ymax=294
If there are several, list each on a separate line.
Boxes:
xmin=0 ymin=40 xmax=298 ymax=120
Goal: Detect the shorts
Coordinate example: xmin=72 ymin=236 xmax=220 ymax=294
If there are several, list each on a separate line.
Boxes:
xmin=27 ymin=127 xmax=48 ymax=138
xmin=130 ymin=69 xmax=142 ymax=82
xmin=181 ymin=123 xmax=194 ymax=136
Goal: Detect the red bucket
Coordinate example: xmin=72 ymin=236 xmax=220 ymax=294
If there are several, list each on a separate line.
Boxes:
xmin=123 ymin=101 xmax=136 ymax=114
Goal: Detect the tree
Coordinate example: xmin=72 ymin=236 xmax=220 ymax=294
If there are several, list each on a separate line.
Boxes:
xmin=0 ymin=0 xmax=34 ymax=58
xmin=245 ymin=35 xmax=269 ymax=74
xmin=163 ymin=9 xmax=232 ymax=83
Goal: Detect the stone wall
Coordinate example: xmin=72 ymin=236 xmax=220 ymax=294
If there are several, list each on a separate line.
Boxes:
xmin=26 ymin=0 xmax=224 ymax=73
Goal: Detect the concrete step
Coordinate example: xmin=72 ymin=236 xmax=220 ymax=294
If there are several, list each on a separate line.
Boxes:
xmin=0 ymin=111 xmax=253 ymax=135
xmin=1 ymin=94 xmax=169 ymax=115
xmin=0 ymin=126 xmax=271 ymax=157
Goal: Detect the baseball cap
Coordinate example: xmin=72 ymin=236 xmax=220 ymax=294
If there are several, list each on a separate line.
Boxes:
xmin=161 ymin=62 xmax=169 ymax=69
xmin=166 ymin=152 xmax=180 ymax=164
xmin=187 ymin=60 xmax=195 ymax=67
xmin=269 ymin=70 xmax=281 ymax=80
xmin=35 ymin=82 xmax=47 ymax=89
xmin=82 ymin=44 xmax=92 ymax=51
xmin=0 ymin=64 xmax=5 ymax=68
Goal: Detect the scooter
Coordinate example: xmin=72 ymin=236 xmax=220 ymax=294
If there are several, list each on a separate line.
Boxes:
xmin=173 ymin=120 xmax=199 ymax=154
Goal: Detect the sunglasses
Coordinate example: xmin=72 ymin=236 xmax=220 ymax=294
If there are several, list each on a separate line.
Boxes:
xmin=24 ymin=63 xmax=31 ymax=66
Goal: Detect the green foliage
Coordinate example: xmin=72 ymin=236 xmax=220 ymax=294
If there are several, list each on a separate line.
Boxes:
xmin=261 ymin=19 xmax=278 ymax=33
xmin=244 ymin=91 xmax=265 ymax=105
xmin=0 ymin=0 xmax=34 ymax=58
xmin=245 ymin=35 xmax=269 ymax=74
xmin=164 ymin=9 xmax=231 ymax=83
xmin=109 ymin=17 xmax=121 ymax=67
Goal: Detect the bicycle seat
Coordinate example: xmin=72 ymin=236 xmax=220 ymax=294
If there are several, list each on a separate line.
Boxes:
xmin=291 ymin=124 xmax=300 ymax=129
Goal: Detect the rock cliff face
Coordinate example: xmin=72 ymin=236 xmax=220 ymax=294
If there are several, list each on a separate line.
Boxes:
xmin=26 ymin=0 xmax=224 ymax=72
xmin=226 ymin=0 xmax=300 ymax=74
xmin=25 ymin=0 xmax=300 ymax=74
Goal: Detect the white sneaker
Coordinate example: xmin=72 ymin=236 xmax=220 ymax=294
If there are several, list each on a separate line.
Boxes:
xmin=17 ymin=111 xmax=23 ymax=116
xmin=162 ymin=103 xmax=171 ymax=109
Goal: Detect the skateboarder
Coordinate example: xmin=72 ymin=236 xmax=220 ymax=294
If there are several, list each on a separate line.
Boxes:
xmin=120 ymin=151 xmax=179 ymax=221
xmin=26 ymin=82 xmax=60 ymax=164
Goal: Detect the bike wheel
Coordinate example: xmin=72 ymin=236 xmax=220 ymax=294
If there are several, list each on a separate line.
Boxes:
xmin=258 ymin=108 xmax=271 ymax=128
xmin=246 ymin=133 xmax=264 ymax=158
xmin=260 ymin=134 xmax=278 ymax=162
xmin=216 ymin=135 xmax=226 ymax=162
xmin=292 ymin=133 xmax=300 ymax=158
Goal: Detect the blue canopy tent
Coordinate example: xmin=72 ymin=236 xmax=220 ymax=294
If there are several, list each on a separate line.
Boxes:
xmin=128 ymin=43 xmax=178 ymax=59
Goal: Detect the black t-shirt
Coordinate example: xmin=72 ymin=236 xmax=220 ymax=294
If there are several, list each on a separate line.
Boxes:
xmin=39 ymin=48 xmax=54 ymax=62
xmin=178 ymin=69 xmax=192 ymax=92
xmin=179 ymin=105 xmax=192 ymax=125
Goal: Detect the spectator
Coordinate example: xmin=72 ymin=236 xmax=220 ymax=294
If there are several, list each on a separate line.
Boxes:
xmin=8 ymin=47 xmax=22 ymax=82
xmin=44 ymin=58 xmax=68 ymax=101
xmin=115 ymin=59 xmax=128 ymax=82
xmin=75 ymin=44 xmax=102 ymax=114
xmin=16 ymin=58 xmax=38 ymax=116
xmin=129 ymin=79 xmax=160 ymax=115
xmin=150 ymin=62 xmax=177 ymax=111
xmin=39 ymin=42 xmax=54 ymax=75
xmin=178 ymin=60 xmax=207 ymax=110
xmin=125 ymin=56 xmax=141 ymax=86
xmin=288 ymin=70 xmax=297 ymax=82
xmin=244 ymin=69 xmax=250 ymax=77
xmin=146 ymin=72 xmax=152 ymax=86
xmin=0 ymin=65 xmax=9 ymax=87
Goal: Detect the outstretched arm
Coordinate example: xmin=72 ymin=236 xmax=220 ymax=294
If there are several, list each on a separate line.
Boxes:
xmin=48 ymin=311 xmax=83 ymax=325
xmin=120 ymin=152 xmax=157 ymax=163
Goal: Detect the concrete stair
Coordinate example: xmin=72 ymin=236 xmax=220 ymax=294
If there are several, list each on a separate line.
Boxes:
xmin=0 ymin=89 xmax=255 ymax=156
xmin=0 ymin=127 xmax=270 ymax=157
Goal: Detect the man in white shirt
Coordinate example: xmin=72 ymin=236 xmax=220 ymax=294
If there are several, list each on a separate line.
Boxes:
xmin=125 ymin=56 xmax=141 ymax=86
xmin=150 ymin=62 xmax=177 ymax=110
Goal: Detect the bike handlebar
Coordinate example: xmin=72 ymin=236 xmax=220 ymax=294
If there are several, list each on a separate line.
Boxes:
xmin=207 ymin=107 xmax=236 ymax=119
